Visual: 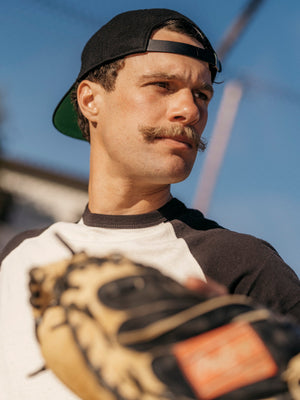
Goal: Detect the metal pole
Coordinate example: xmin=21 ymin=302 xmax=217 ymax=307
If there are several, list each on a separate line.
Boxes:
xmin=193 ymin=81 xmax=243 ymax=213
xmin=217 ymin=0 xmax=266 ymax=60
xmin=192 ymin=0 xmax=266 ymax=212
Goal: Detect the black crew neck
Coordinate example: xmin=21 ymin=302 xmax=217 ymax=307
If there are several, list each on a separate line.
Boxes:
xmin=82 ymin=198 xmax=187 ymax=229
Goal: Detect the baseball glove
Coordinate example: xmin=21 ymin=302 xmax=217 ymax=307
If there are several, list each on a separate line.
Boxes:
xmin=29 ymin=242 xmax=300 ymax=400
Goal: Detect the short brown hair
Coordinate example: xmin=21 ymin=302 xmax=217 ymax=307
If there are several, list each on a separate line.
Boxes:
xmin=70 ymin=58 xmax=125 ymax=141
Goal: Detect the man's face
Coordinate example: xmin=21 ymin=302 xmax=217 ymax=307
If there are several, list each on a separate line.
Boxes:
xmin=91 ymin=28 xmax=213 ymax=187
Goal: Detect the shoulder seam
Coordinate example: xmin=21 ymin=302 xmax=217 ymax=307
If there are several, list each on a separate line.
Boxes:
xmin=0 ymin=227 xmax=49 ymax=266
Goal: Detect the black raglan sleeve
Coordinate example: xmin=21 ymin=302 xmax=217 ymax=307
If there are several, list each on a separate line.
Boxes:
xmin=200 ymin=230 xmax=300 ymax=322
xmin=168 ymin=204 xmax=300 ymax=322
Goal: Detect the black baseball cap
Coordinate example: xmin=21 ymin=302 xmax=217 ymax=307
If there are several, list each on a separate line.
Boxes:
xmin=53 ymin=8 xmax=221 ymax=141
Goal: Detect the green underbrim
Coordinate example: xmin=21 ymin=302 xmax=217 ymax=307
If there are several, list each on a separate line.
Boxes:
xmin=52 ymin=87 xmax=86 ymax=141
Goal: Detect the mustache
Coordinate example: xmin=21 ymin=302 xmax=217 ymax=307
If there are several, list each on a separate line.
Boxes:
xmin=139 ymin=125 xmax=207 ymax=152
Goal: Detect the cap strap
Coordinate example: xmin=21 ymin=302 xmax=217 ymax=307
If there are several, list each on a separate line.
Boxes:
xmin=147 ymin=39 xmax=221 ymax=72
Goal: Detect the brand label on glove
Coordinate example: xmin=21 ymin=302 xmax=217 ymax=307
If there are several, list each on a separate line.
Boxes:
xmin=173 ymin=321 xmax=278 ymax=399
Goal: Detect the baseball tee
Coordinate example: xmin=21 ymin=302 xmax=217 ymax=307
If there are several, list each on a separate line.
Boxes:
xmin=0 ymin=198 xmax=299 ymax=399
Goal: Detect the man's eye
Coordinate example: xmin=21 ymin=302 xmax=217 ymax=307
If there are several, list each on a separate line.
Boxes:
xmin=194 ymin=91 xmax=209 ymax=101
xmin=153 ymin=82 xmax=170 ymax=89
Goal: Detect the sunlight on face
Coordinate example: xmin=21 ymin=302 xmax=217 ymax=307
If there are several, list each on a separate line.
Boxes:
xmin=90 ymin=28 xmax=213 ymax=187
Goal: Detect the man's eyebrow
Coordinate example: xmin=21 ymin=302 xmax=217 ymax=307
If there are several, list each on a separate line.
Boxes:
xmin=138 ymin=72 xmax=178 ymax=81
xmin=200 ymin=82 xmax=214 ymax=96
xmin=138 ymin=73 xmax=214 ymax=94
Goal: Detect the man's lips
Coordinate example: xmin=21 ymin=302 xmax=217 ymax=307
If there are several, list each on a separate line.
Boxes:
xmin=156 ymin=135 xmax=195 ymax=148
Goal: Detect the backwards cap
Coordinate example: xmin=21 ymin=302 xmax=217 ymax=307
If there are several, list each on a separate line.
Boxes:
xmin=53 ymin=8 xmax=221 ymax=140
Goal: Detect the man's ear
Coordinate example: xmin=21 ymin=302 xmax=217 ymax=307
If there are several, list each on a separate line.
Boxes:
xmin=77 ymin=80 xmax=102 ymax=123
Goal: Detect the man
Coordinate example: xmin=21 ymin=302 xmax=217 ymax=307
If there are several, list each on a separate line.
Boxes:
xmin=0 ymin=8 xmax=299 ymax=400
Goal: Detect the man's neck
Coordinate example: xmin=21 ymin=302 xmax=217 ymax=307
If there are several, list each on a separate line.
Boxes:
xmin=88 ymin=177 xmax=172 ymax=215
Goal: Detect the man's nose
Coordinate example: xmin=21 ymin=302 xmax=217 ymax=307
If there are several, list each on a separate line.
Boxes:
xmin=167 ymin=89 xmax=200 ymax=126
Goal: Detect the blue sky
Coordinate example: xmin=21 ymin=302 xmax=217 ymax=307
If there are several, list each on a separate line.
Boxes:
xmin=1 ymin=0 xmax=299 ymax=275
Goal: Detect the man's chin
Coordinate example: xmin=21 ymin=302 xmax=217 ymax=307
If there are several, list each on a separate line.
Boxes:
xmin=167 ymin=169 xmax=193 ymax=184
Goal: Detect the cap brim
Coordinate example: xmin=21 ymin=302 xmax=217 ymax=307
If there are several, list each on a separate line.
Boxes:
xmin=52 ymin=87 xmax=85 ymax=141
